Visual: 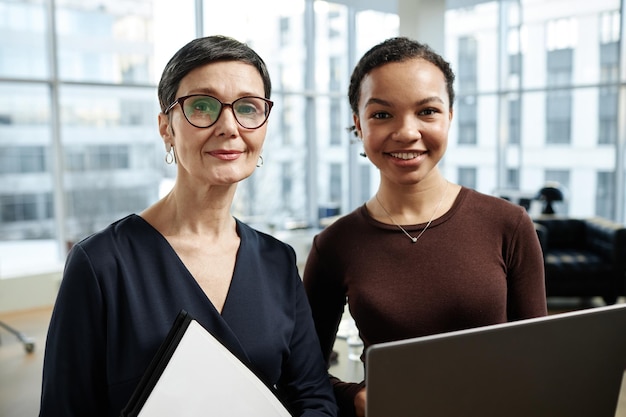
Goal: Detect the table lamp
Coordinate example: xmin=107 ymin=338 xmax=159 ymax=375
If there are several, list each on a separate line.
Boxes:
xmin=535 ymin=183 xmax=564 ymax=215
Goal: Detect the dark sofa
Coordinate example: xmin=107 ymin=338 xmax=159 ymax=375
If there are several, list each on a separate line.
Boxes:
xmin=533 ymin=217 xmax=626 ymax=305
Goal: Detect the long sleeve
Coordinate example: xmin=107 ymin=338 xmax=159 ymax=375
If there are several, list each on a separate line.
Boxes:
xmin=39 ymin=245 xmax=109 ymax=416
xmin=277 ymin=272 xmax=339 ymax=417
xmin=303 ymin=235 xmax=345 ymax=366
xmin=504 ymin=209 xmax=548 ymax=320
xmin=304 ymin=235 xmax=363 ymax=417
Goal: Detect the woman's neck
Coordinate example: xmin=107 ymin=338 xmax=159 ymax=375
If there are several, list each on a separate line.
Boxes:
xmin=141 ymin=182 xmax=238 ymax=239
xmin=368 ymin=175 xmax=451 ymax=225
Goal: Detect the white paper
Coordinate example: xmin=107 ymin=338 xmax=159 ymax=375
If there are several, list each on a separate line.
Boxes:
xmin=137 ymin=320 xmax=292 ymax=417
xmin=614 ymin=371 xmax=626 ymax=417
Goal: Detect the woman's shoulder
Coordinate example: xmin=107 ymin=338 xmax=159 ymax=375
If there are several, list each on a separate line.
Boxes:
xmin=459 ymin=187 xmax=533 ymax=233
xmin=463 ymin=187 xmax=527 ymax=213
xmin=236 ymin=219 xmax=297 ymax=255
xmin=63 ymin=215 xmax=158 ymax=286
xmin=72 ymin=214 xmax=150 ymax=253
xmin=309 ymin=206 xmax=367 ymax=251
xmin=317 ymin=206 xmax=365 ymax=233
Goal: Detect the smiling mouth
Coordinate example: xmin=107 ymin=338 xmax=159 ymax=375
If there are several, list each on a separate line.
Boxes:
xmin=388 ymin=151 xmax=425 ymax=160
xmin=209 ymin=150 xmax=243 ymax=160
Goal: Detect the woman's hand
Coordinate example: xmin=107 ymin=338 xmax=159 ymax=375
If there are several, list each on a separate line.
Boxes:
xmin=354 ymin=387 xmax=367 ymax=417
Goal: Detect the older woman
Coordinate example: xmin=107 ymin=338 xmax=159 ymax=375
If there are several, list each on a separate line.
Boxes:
xmin=39 ymin=35 xmax=337 ymax=417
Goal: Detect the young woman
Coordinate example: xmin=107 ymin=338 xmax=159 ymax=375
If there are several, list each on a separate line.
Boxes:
xmin=39 ymin=35 xmax=337 ymax=417
xmin=303 ymin=37 xmax=547 ymax=417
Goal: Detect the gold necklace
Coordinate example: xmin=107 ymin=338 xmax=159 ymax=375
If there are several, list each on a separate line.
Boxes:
xmin=375 ymin=181 xmax=449 ymax=243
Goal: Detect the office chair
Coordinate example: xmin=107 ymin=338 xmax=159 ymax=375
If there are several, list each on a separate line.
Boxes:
xmin=0 ymin=320 xmax=35 ymax=353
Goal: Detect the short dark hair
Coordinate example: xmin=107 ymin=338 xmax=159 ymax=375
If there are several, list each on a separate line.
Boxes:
xmin=157 ymin=35 xmax=272 ymax=112
xmin=348 ymin=36 xmax=455 ymax=116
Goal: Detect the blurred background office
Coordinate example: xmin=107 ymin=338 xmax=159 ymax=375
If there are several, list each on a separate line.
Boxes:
xmin=1 ymin=1 xmax=625 ymax=415
xmin=0 ymin=0 xmax=625 ymax=310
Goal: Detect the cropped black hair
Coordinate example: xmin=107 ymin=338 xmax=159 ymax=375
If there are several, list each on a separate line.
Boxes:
xmin=348 ymin=36 xmax=455 ymax=117
xmin=157 ymin=35 xmax=271 ymax=112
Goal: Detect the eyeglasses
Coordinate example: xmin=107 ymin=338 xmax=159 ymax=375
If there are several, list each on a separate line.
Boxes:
xmin=164 ymin=94 xmax=274 ymax=129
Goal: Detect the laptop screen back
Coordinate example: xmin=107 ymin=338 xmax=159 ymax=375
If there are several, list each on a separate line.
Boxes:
xmin=366 ymin=304 xmax=626 ymax=417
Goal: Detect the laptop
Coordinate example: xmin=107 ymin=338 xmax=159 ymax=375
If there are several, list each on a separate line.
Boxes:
xmin=366 ymin=303 xmax=626 ymax=417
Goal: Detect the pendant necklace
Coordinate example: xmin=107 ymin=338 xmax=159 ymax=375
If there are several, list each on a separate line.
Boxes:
xmin=375 ymin=181 xmax=449 ymax=243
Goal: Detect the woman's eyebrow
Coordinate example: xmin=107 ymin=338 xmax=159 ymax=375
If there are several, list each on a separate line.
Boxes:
xmin=364 ymin=96 xmax=445 ymax=108
xmin=364 ymin=97 xmax=392 ymax=108
xmin=185 ymin=87 xmax=261 ymax=97
xmin=186 ymin=87 xmax=216 ymax=95
xmin=416 ymin=96 xmax=445 ymax=106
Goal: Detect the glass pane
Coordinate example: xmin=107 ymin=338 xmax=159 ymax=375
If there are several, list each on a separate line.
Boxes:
xmin=0 ymin=0 xmax=48 ymax=79
xmin=235 ymin=93 xmax=309 ymax=231
xmin=355 ymin=9 xmax=399 ymax=58
xmin=200 ymin=0 xmax=308 ymax=230
xmin=351 ymin=9 xmax=399 ymax=209
xmin=446 ymin=2 xmax=499 ymax=92
xmin=315 ymin=95 xmax=348 ymax=219
xmin=446 ymin=0 xmax=623 ymax=221
xmin=315 ymin=2 xmax=350 ymax=93
xmin=0 ymin=83 xmax=58 ymax=274
xmin=56 ymin=0 xmax=155 ymax=84
xmin=152 ymin=0 xmax=195 ymax=79
xmin=59 ymin=85 xmax=162 ymax=242
xmin=201 ymin=0 xmax=306 ymax=95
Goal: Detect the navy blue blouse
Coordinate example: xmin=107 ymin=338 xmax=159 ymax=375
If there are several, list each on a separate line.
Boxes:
xmin=39 ymin=215 xmax=337 ymax=417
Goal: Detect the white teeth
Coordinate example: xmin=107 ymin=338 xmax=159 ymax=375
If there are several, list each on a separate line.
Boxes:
xmin=390 ymin=152 xmax=420 ymax=160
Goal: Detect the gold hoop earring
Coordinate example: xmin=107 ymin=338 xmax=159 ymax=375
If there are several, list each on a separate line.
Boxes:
xmin=256 ymin=155 xmax=264 ymax=167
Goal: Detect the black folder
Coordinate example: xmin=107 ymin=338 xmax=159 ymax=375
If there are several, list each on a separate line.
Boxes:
xmin=120 ymin=310 xmax=291 ymax=417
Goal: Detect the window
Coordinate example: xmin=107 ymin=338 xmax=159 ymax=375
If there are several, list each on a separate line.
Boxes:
xmin=329 ymin=163 xmax=342 ymax=203
xmin=546 ymin=48 xmax=573 ymax=144
xmin=329 ymin=98 xmax=342 ymax=146
xmin=280 ymin=16 xmax=290 ymax=47
xmin=359 ymin=164 xmax=371 ymax=204
xmin=508 ymin=97 xmax=520 ymax=145
xmin=508 ymin=52 xmax=522 ymax=87
xmin=1 ymin=193 xmax=42 ymax=223
xmin=4 ymin=0 xmax=625 ymax=279
xmin=94 ymin=145 xmax=129 ymax=170
xmin=328 ymin=8 xmax=342 ymax=38
xmin=0 ymin=83 xmax=50 ymax=125
xmin=329 ymin=56 xmax=342 ymax=91
xmin=65 ymin=145 xmax=130 ymax=171
xmin=458 ymin=167 xmax=477 ymax=189
xmin=506 ymin=168 xmax=520 ymax=190
xmin=281 ymin=161 xmax=293 ymax=208
xmin=56 ymin=2 xmax=154 ymax=85
xmin=598 ymin=41 xmax=619 ymax=145
xmin=0 ymin=147 xmax=47 ymax=174
xmin=0 ymin=1 xmax=48 ymax=79
xmin=65 ymin=186 xmax=154 ymax=239
xmin=457 ymin=96 xmax=477 ymax=145
xmin=546 ymin=18 xmax=578 ymax=51
xmin=596 ymin=171 xmax=615 ymax=219
xmin=600 ymin=11 xmax=620 ymax=44
xmin=280 ymin=95 xmax=294 ymax=146
xmin=457 ymin=36 xmax=477 ymax=94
